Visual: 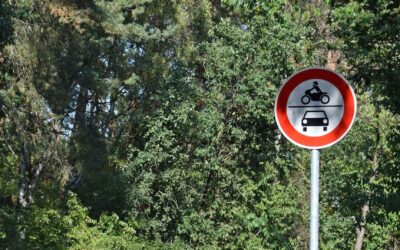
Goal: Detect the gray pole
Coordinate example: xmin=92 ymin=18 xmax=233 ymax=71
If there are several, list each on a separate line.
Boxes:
xmin=310 ymin=149 xmax=320 ymax=250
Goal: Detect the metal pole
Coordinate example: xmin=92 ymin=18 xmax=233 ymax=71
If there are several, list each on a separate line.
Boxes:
xmin=310 ymin=149 xmax=320 ymax=250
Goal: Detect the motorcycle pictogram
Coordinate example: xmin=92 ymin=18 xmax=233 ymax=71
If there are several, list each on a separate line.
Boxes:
xmin=301 ymin=81 xmax=330 ymax=104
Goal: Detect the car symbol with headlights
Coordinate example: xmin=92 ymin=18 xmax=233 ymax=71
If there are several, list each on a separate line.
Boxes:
xmin=302 ymin=111 xmax=329 ymax=132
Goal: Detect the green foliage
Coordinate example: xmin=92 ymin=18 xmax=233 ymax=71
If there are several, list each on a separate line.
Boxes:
xmin=0 ymin=0 xmax=399 ymax=249
xmin=320 ymin=94 xmax=400 ymax=248
xmin=331 ymin=1 xmax=400 ymax=110
xmin=121 ymin=4 xmax=313 ymax=248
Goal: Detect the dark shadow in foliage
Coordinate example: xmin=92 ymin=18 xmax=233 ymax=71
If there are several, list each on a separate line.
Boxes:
xmin=71 ymin=123 xmax=126 ymax=218
xmin=0 ymin=2 xmax=13 ymax=49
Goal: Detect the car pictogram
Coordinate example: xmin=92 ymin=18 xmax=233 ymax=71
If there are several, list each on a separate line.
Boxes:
xmin=302 ymin=111 xmax=329 ymax=132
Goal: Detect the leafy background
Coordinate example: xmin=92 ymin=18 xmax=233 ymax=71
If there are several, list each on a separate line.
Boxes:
xmin=0 ymin=0 xmax=399 ymax=249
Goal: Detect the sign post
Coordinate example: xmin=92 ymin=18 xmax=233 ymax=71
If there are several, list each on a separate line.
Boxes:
xmin=310 ymin=149 xmax=320 ymax=250
xmin=274 ymin=68 xmax=356 ymax=249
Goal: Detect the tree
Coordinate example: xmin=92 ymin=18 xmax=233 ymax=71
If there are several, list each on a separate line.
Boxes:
xmin=1 ymin=0 xmax=399 ymax=248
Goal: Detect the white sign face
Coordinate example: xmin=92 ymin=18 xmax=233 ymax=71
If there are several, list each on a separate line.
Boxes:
xmin=286 ymin=79 xmax=344 ymax=137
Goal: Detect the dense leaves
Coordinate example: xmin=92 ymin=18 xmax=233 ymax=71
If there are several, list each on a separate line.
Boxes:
xmin=0 ymin=0 xmax=399 ymax=249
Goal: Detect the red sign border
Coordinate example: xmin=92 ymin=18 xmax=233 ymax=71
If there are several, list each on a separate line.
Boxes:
xmin=275 ymin=68 xmax=357 ymax=149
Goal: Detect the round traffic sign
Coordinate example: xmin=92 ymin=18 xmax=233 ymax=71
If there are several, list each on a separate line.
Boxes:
xmin=275 ymin=68 xmax=357 ymax=149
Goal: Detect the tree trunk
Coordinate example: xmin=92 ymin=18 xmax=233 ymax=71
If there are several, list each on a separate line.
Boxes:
xmin=17 ymin=146 xmax=45 ymax=209
xmin=355 ymin=127 xmax=381 ymax=250
xmin=26 ymin=163 xmax=43 ymax=206
xmin=17 ymin=146 xmax=28 ymax=209
xmin=354 ymin=201 xmax=369 ymax=250
xmin=73 ymin=87 xmax=88 ymax=133
xmin=69 ymin=86 xmax=88 ymax=188
xmin=17 ymin=146 xmax=45 ymax=242
xmin=326 ymin=50 xmax=341 ymax=71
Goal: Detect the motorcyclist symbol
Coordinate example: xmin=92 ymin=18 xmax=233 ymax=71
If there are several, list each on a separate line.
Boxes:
xmin=301 ymin=81 xmax=330 ymax=104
